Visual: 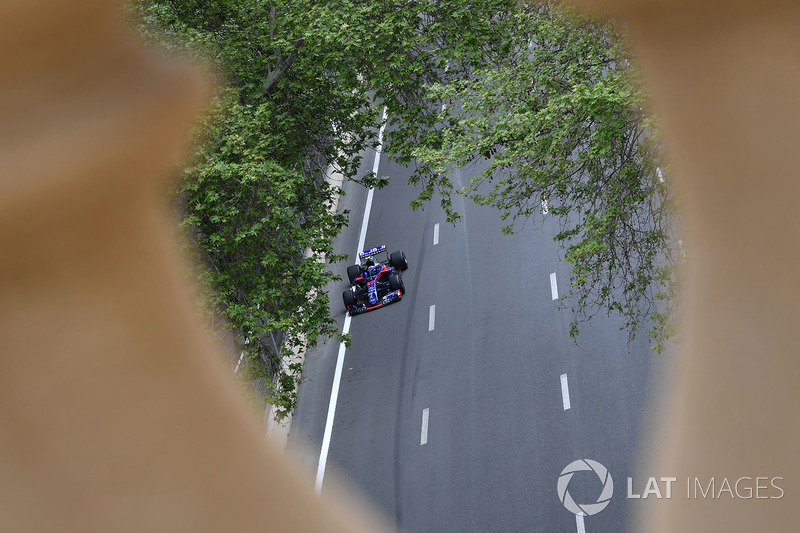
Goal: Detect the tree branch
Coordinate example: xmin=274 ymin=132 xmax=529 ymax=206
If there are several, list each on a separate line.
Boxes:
xmin=262 ymin=39 xmax=304 ymax=94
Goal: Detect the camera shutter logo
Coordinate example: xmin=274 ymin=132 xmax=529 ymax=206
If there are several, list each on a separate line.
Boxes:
xmin=557 ymin=459 xmax=614 ymax=516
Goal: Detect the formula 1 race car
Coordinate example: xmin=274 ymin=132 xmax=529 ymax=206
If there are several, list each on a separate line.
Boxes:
xmin=343 ymin=245 xmax=408 ymax=315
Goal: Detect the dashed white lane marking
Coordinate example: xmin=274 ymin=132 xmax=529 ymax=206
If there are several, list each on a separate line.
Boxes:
xmin=576 ymin=514 xmax=586 ymax=533
xmin=315 ymin=106 xmax=388 ymax=495
xmin=657 ymin=166 xmax=664 ymax=183
xmin=560 ymin=373 xmax=571 ymax=410
xmin=420 ymin=408 xmax=430 ymax=445
xmin=429 ymin=305 xmax=436 ymax=331
xmin=542 ymin=198 xmax=549 ymax=214
xmin=550 ymin=272 xmax=559 ymax=300
xmin=433 ymin=223 xmax=440 ymax=245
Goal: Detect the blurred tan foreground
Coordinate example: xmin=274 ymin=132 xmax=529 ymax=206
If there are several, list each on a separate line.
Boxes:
xmin=1 ymin=0 xmax=799 ymax=531
xmin=0 ymin=1 xmax=383 ymax=531
xmin=568 ymin=0 xmax=800 ymax=530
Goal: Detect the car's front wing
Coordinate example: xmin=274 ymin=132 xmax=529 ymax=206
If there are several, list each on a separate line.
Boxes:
xmin=347 ymin=289 xmax=402 ymax=315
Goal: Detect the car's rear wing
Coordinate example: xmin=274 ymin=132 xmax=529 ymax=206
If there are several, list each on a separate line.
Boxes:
xmin=358 ymin=245 xmax=388 ymax=263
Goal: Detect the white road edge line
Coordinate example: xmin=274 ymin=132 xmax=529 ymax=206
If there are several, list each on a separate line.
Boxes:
xmin=315 ymin=106 xmax=388 ymax=495
xmin=550 ymin=272 xmax=558 ymax=300
xmin=234 ymin=337 xmax=250 ymax=374
xmin=576 ymin=514 xmax=586 ymax=533
xmin=433 ymin=223 xmax=440 ymax=245
xmin=441 ymin=62 xmax=450 ymax=111
xmin=233 ymin=351 xmax=245 ymax=374
xmin=429 ymin=305 xmax=436 ymax=331
xmin=420 ymin=408 xmax=430 ymax=445
xmin=560 ymin=373 xmax=571 ymax=410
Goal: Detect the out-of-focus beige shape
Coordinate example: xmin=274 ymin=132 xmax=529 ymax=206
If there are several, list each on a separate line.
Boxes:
xmin=0 ymin=1 xmax=381 ymax=531
xmin=3 ymin=0 xmax=799 ymax=530
xmin=568 ymin=0 xmax=800 ymax=530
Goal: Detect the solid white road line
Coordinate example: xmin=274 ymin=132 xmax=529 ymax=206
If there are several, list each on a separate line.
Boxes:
xmin=429 ymin=305 xmax=436 ymax=331
xmin=314 ymin=318 xmax=350 ymax=493
xmin=357 ymin=189 xmax=375 ymax=253
xmin=315 ymin=106 xmax=388 ymax=495
xmin=576 ymin=514 xmax=586 ymax=533
xmin=550 ymin=272 xmax=558 ymax=300
xmin=233 ymin=351 xmax=245 ymax=374
xmin=433 ymin=223 xmax=440 ymax=245
xmin=560 ymin=373 xmax=571 ymax=410
xmin=420 ymin=408 xmax=430 ymax=445
xmin=355 ymin=107 xmax=388 ymax=254
xmin=441 ymin=62 xmax=450 ymax=111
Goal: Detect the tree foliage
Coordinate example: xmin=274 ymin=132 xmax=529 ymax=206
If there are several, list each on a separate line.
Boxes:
xmin=134 ymin=0 xmax=374 ymax=418
xmin=405 ymin=5 xmax=681 ymax=351
xmin=132 ymin=0 xmax=539 ymax=417
xmin=133 ymin=0 xmax=679 ymax=419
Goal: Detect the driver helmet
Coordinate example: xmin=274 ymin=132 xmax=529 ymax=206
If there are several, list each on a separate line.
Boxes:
xmin=365 ymin=257 xmax=375 ymax=268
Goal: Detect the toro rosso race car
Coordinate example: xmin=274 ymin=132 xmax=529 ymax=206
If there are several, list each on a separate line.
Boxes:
xmin=343 ymin=245 xmax=408 ymax=315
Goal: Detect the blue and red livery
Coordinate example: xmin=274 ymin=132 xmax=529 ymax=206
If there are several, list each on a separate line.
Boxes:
xmin=343 ymin=245 xmax=408 ymax=315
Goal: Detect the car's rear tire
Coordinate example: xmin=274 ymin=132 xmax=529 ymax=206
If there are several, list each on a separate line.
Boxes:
xmin=389 ymin=250 xmax=408 ymax=271
xmin=389 ymin=272 xmax=405 ymax=294
xmin=347 ymin=264 xmax=362 ymax=284
xmin=342 ymin=289 xmax=356 ymax=308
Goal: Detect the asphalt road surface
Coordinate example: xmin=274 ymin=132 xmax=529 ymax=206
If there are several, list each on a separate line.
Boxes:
xmin=290 ymin=135 xmax=661 ymax=532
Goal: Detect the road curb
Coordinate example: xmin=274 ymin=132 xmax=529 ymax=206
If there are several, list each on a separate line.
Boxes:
xmin=264 ymin=160 xmax=347 ymax=450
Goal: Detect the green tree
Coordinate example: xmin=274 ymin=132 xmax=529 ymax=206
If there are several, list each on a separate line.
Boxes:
xmin=134 ymin=0 xmax=377 ymax=418
xmin=311 ymin=0 xmax=681 ymax=350
xmin=133 ymin=0 xmax=678 ymax=420
xmin=133 ymin=0 xmax=532 ymax=417
xmin=405 ymin=5 xmax=681 ymax=351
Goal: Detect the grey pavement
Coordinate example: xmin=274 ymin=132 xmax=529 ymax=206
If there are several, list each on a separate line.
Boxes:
xmin=290 ymin=139 xmax=661 ymax=532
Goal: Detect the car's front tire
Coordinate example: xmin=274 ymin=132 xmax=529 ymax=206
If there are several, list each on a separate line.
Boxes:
xmin=389 ymin=272 xmax=405 ymax=294
xmin=347 ymin=264 xmax=362 ymax=284
xmin=342 ymin=289 xmax=356 ymax=309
